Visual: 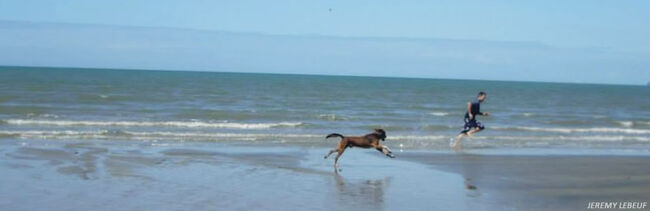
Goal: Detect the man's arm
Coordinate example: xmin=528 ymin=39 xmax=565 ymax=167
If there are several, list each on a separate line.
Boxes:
xmin=467 ymin=102 xmax=473 ymax=119
xmin=477 ymin=106 xmax=488 ymax=116
xmin=470 ymin=102 xmax=489 ymax=117
xmin=478 ymin=109 xmax=488 ymax=116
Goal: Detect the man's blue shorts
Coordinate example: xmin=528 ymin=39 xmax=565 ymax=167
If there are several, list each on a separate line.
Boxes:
xmin=461 ymin=117 xmax=484 ymax=134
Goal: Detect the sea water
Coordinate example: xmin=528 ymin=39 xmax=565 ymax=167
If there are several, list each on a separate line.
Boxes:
xmin=1 ymin=66 xmax=649 ymax=154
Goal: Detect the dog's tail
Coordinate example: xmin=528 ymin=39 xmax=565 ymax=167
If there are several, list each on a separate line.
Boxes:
xmin=326 ymin=133 xmax=344 ymax=139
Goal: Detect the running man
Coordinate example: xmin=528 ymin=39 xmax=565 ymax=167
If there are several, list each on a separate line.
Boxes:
xmin=452 ymin=91 xmax=489 ymax=149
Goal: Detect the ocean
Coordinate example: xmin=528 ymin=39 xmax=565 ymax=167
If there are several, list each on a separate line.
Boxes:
xmin=1 ymin=66 xmax=649 ymax=154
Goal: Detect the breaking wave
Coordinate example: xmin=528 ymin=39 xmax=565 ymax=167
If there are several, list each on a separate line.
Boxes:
xmin=1 ymin=130 xmax=648 ymax=143
xmin=493 ymin=126 xmax=650 ymax=134
xmin=4 ymin=119 xmax=304 ymax=129
xmin=428 ymin=112 xmax=449 ymax=116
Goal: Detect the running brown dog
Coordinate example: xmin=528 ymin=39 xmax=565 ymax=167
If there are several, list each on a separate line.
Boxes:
xmin=324 ymin=129 xmax=395 ymax=171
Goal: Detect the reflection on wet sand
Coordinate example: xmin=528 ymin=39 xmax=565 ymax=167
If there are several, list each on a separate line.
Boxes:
xmin=1 ymin=140 xmax=472 ymax=210
xmin=464 ymin=178 xmax=477 ymax=190
xmin=401 ymin=152 xmax=650 ymax=210
xmin=333 ymin=173 xmax=392 ymax=211
xmin=457 ymin=154 xmax=480 ymax=193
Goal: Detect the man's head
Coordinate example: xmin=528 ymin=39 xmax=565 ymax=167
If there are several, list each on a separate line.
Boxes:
xmin=477 ymin=91 xmax=487 ymax=102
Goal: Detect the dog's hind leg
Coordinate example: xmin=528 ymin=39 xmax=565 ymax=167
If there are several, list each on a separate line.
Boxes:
xmin=334 ymin=148 xmax=346 ymax=172
xmin=324 ymin=149 xmax=337 ymax=159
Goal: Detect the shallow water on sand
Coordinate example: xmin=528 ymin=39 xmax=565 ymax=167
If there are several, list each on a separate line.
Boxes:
xmin=3 ymin=139 xmax=650 ymax=210
xmin=0 ymin=139 xmax=485 ymax=211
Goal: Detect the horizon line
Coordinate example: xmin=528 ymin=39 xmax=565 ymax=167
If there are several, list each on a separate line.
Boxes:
xmin=1 ymin=64 xmax=644 ymax=87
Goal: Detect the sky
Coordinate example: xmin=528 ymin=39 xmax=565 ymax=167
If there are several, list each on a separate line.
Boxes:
xmin=0 ymin=0 xmax=648 ymax=85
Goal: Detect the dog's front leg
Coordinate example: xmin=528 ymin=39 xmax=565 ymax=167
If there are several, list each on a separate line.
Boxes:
xmin=382 ymin=146 xmax=395 ymax=158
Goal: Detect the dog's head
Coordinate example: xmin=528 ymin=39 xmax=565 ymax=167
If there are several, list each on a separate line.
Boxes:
xmin=373 ymin=128 xmax=386 ymax=141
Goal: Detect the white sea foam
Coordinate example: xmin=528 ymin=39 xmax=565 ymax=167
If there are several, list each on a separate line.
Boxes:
xmin=616 ymin=121 xmax=634 ymax=127
xmin=4 ymin=130 xmax=648 ymax=143
xmin=3 ymin=130 xmax=650 ymax=152
xmin=494 ymin=126 xmax=650 ymax=134
xmin=0 ymin=130 xmax=112 ymax=139
xmin=486 ymin=135 xmax=650 ymax=142
xmin=0 ymin=130 xmax=320 ymax=140
xmin=428 ymin=112 xmax=448 ymax=116
xmin=522 ymin=113 xmax=535 ymax=117
xmin=0 ymin=130 xmax=104 ymax=136
xmin=4 ymin=119 xmax=303 ymax=129
xmin=391 ymin=135 xmax=448 ymax=140
xmin=125 ymin=131 xmax=321 ymax=139
xmin=317 ymin=114 xmax=347 ymax=121
xmin=0 ymin=130 xmax=447 ymax=141
xmin=26 ymin=113 xmax=59 ymax=118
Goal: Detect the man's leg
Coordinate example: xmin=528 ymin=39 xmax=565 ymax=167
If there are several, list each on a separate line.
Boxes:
xmin=453 ymin=118 xmax=472 ymax=149
xmin=454 ymin=117 xmax=482 ymax=149
xmin=452 ymin=133 xmax=466 ymax=149
xmin=466 ymin=128 xmax=482 ymax=138
xmin=466 ymin=122 xmax=485 ymax=138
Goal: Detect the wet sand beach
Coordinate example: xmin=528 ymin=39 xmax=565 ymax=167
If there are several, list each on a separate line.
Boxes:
xmin=400 ymin=152 xmax=650 ymax=210
xmin=2 ymin=139 xmax=649 ymax=210
xmin=1 ymin=139 xmax=474 ymax=210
